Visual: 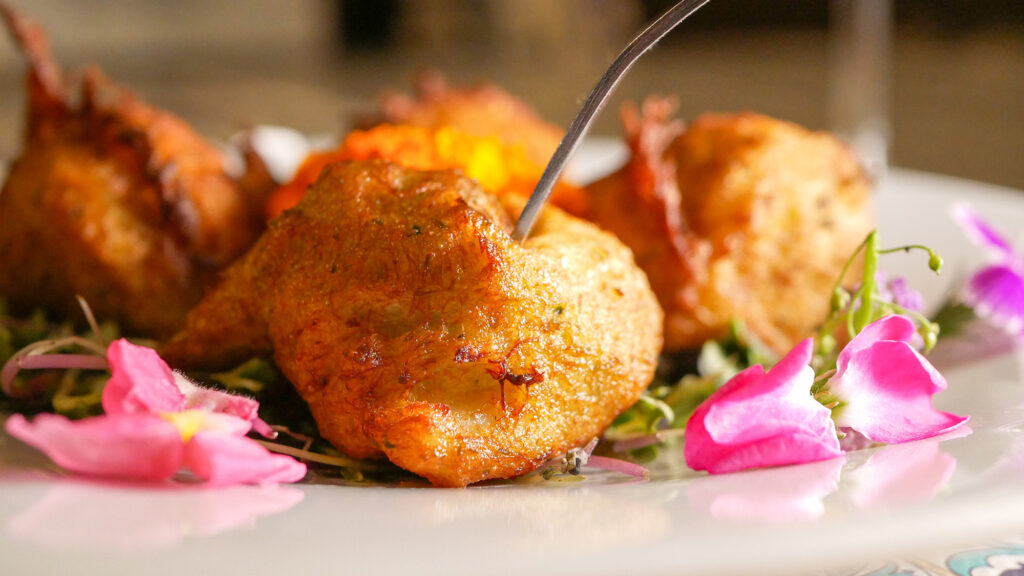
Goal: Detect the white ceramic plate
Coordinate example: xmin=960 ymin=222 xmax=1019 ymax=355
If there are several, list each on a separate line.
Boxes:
xmin=2 ymin=146 xmax=1023 ymax=576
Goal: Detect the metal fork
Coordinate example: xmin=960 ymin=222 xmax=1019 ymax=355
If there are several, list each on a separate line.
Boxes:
xmin=512 ymin=0 xmax=711 ymax=242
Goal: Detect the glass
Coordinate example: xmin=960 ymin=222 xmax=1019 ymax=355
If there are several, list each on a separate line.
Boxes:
xmin=829 ymin=0 xmax=893 ymax=179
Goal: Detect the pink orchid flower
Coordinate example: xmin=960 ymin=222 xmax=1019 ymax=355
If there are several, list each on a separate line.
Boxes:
xmin=952 ymin=202 xmax=1024 ymax=336
xmin=4 ymin=339 xmax=306 ymax=486
xmin=829 ymin=314 xmax=969 ymax=444
xmin=684 ymin=339 xmax=842 ymax=474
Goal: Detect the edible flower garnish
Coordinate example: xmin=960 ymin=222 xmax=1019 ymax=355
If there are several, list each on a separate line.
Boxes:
xmin=875 ymin=272 xmax=924 ymax=314
xmin=681 ymin=231 xmax=968 ymax=474
xmin=684 ymin=339 xmax=841 ymax=474
xmin=686 ymin=314 xmax=968 ymax=474
xmin=823 ymin=314 xmax=968 ymax=444
xmin=5 ymin=339 xmax=306 ymax=485
xmin=951 ymin=202 xmax=1024 ymax=336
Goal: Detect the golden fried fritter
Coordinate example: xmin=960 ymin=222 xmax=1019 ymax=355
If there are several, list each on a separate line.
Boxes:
xmin=164 ymin=161 xmax=662 ymax=487
xmin=586 ymin=101 xmax=872 ymax=353
xmin=377 ymin=70 xmax=565 ymax=168
xmin=0 ymin=8 xmax=270 ymax=337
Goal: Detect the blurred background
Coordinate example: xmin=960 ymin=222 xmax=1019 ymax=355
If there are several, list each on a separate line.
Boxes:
xmin=0 ymin=0 xmax=1021 ymax=190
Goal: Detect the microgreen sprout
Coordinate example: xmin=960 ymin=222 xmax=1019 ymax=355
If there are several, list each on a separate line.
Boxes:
xmin=1 ymin=336 xmax=109 ymax=398
xmin=814 ymin=231 xmax=943 ymax=372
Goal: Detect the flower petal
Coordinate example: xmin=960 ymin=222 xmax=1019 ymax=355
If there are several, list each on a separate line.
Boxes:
xmin=951 ymin=202 xmax=1016 ymax=262
xmin=837 ymin=314 xmax=917 ymax=375
xmin=102 ymin=339 xmax=185 ymax=416
xmin=685 ymin=339 xmax=841 ymax=474
xmin=162 ymin=410 xmax=252 ymax=443
xmin=696 ymin=429 xmax=844 ymax=475
xmin=965 ymin=264 xmax=1024 ymax=336
xmin=5 ymin=413 xmax=183 ymax=480
xmin=703 ymin=340 xmax=824 ymax=444
xmin=831 ymin=340 xmax=968 ymax=443
xmin=887 ymin=276 xmax=924 ymax=313
xmin=173 ymin=373 xmax=274 ymax=438
xmin=182 ymin=432 xmax=306 ymax=486
xmin=873 ymin=273 xmax=924 ymax=313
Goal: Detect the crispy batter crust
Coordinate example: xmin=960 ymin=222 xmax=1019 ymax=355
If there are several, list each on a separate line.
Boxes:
xmin=164 ymin=161 xmax=662 ymax=486
xmin=587 ymin=103 xmax=873 ymax=353
xmin=0 ymin=7 xmax=271 ymax=337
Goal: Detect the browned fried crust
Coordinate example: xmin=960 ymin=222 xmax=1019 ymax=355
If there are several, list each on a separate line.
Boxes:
xmin=163 ymin=161 xmax=662 ymax=487
xmin=587 ymin=103 xmax=872 ymax=353
xmin=0 ymin=6 xmax=267 ymax=337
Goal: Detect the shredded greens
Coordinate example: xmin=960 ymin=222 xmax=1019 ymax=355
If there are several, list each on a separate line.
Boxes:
xmin=601 ymin=321 xmax=773 ymax=462
xmin=0 ymin=299 xmax=117 ymax=417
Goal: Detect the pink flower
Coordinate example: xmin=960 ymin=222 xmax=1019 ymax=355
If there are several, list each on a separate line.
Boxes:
xmin=829 ymin=315 xmax=969 ymax=443
xmin=965 ymin=266 xmax=1024 ymax=335
xmin=684 ymin=339 xmax=842 ymax=474
xmin=101 ymin=341 xmax=186 ymax=415
xmin=103 ymin=342 xmax=274 ymax=436
xmin=876 ymin=273 xmax=924 ymax=313
xmin=952 ymin=202 xmax=1024 ymax=336
xmin=684 ymin=315 xmax=969 ymax=475
xmin=4 ymin=339 xmax=305 ymax=486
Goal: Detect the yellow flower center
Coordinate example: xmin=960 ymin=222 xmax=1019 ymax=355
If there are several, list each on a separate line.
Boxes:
xmin=161 ymin=410 xmax=207 ymax=443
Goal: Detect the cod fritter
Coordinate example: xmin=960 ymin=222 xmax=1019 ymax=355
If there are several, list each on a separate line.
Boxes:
xmin=163 ymin=160 xmax=662 ymax=487
xmin=0 ymin=7 xmax=271 ymax=337
xmin=586 ymin=101 xmax=873 ymax=353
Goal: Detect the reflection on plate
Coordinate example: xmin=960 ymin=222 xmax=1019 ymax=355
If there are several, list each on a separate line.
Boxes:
xmin=6 ymin=481 xmax=303 ymax=553
xmin=1 ymin=153 xmax=1023 ymax=575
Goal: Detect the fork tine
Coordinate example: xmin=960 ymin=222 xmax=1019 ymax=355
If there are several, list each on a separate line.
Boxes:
xmin=513 ymin=0 xmax=712 ymax=242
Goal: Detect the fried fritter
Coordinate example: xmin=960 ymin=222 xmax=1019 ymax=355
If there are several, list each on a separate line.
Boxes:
xmin=586 ymin=101 xmax=872 ymax=353
xmin=0 ymin=7 xmax=271 ymax=337
xmin=163 ymin=161 xmax=662 ymax=487
xmin=377 ymin=70 xmax=565 ymax=168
